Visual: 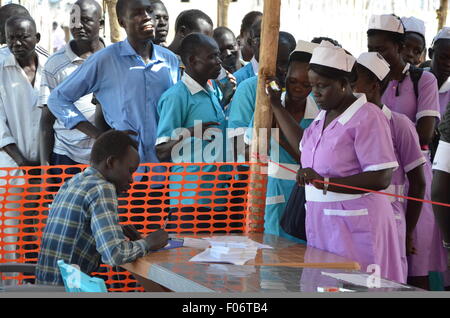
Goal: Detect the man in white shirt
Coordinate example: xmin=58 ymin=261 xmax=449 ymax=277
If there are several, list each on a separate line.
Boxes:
xmin=0 ymin=4 xmax=49 ymax=57
xmin=40 ymin=0 xmax=105 ymax=171
xmin=0 ymin=16 xmax=47 ymax=168
xmin=0 ymin=15 xmax=47 ymax=261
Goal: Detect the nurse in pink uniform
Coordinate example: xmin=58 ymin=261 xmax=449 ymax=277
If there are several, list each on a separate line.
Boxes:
xmin=297 ymin=42 xmax=404 ymax=283
xmin=367 ymin=14 xmax=446 ymax=289
xmin=352 ymin=52 xmax=427 ymax=284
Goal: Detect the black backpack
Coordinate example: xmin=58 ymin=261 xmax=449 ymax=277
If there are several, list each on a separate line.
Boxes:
xmin=405 ymin=65 xmax=424 ymax=99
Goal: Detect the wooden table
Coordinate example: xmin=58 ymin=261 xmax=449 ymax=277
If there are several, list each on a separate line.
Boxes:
xmin=121 ymin=233 xmax=361 ymax=292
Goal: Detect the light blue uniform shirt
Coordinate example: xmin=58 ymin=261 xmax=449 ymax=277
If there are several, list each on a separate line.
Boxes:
xmin=156 ymin=73 xmax=228 ymax=205
xmin=47 ymin=39 xmax=179 ymax=163
xmin=227 ymin=76 xmax=258 ymax=131
xmin=233 ymin=57 xmax=258 ymax=87
xmin=156 ymin=73 xmax=227 ymax=165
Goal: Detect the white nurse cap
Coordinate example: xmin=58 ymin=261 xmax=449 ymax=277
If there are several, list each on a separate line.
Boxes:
xmin=293 ymin=40 xmax=319 ymax=55
xmin=432 ymin=27 xmax=450 ymax=45
xmin=357 ymin=52 xmax=391 ymax=81
xmin=310 ymin=41 xmax=356 ymax=73
xmin=368 ymin=14 xmax=404 ymax=34
xmin=401 ymin=17 xmax=426 ymax=38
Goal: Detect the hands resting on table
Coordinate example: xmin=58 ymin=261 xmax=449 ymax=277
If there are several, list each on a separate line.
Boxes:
xmin=122 ymin=225 xmax=169 ymax=251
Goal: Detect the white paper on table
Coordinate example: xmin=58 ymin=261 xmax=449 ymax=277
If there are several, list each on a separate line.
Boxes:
xmin=205 ymin=236 xmax=273 ymax=250
xmin=182 ymin=238 xmax=211 ymax=249
xmin=320 ymin=272 xmax=411 ymax=289
xmin=190 ymin=246 xmax=258 ymax=265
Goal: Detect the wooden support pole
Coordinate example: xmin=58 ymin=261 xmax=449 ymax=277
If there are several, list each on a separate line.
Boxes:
xmin=105 ymin=0 xmax=122 ymax=43
xmin=246 ymin=0 xmax=281 ymax=233
xmin=437 ymin=0 xmax=449 ymax=31
xmin=217 ymin=0 xmax=232 ymax=27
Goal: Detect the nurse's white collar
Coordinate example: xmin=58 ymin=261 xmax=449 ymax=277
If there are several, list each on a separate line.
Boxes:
xmin=337 ymin=93 xmax=368 ymax=125
xmin=381 ymin=105 xmax=393 ymax=120
xmin=313 ymin=94 xmax=367 ymax=124
xmin=182 ymin=73 xmax=213 ymax=95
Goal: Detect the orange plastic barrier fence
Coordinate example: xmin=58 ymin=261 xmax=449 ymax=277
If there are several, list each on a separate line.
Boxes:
xmin=0 ymin=163 xmax=265 ymax=292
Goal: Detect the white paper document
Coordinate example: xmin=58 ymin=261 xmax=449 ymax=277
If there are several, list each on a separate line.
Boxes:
xmin=190 ymin=246 xmax=258 ymax=265
xmin=205 ymin=236 xmax=273 ymax=250
xmin=182 ymin=238 xmax=211 ymax=249
xmin=321 ymin=272 xmax=412 ymax=289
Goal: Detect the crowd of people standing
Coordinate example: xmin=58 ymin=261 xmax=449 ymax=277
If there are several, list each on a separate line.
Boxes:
xmin=0 ymin=0 xmax=448 ymax=290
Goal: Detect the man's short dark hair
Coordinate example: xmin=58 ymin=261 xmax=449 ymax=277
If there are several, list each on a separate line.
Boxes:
xmin=0 ymin=4 xmax=30 ymax=24
xmin=91 ymin=130 xmax=139 ymax=165
xmin=5 ymin=15 xmax=37 ymax=33
xmin=433 ymin=38 xmax=450 ymax=50
xmin=116 ymin=0 xmax=130 ymax=19
xmin=75 ymin=0 xmax=103 ymax=20
xmin=240 ymin=11 xmax=262 ymax=36
xmin=213 ymin=26 xmax=235 ymax=41
xmin=180 ymin=33 xmax=216 ymax=65
xmin=174 ymin=9 xmax=213 ymax=33
xmin=279 ymin=31 xmax=296 ymax=52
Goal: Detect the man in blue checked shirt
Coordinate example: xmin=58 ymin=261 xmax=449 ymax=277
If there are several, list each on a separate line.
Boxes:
xmin=36 ymin=131 xmax=169 ymax=286
xmin=47 ymin=0 xmax=179 ymax=164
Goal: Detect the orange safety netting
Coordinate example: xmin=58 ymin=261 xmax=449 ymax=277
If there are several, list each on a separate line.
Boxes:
xmin=0 ymin=163 xmax=265 ymax=292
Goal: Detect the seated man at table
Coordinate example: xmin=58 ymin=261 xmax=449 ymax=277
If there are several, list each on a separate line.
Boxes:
xmin=36 ymin=130 xmax=169 ymax=286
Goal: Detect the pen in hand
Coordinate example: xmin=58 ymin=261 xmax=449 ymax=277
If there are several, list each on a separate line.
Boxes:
xmin=162 ymin=210 xmax=173 ymax=230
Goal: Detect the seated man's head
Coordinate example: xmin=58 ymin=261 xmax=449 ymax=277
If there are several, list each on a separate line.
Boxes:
xmin=174 ymin=9 xmax=213 ymax=39
xmin=5 ymin=16 xmax=40 ymax=61
xmin=116 ymin=0 xmax=156 ymax=42
xmin=213 ymin=26 xmax=239 ymax=73
xmin=180 ymin=33 xmax=222 ymax=82
xmin=0 ymin=4 xmax=30 ymax=44
xmin=90 ymin=131 xmax=140 ymax=194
